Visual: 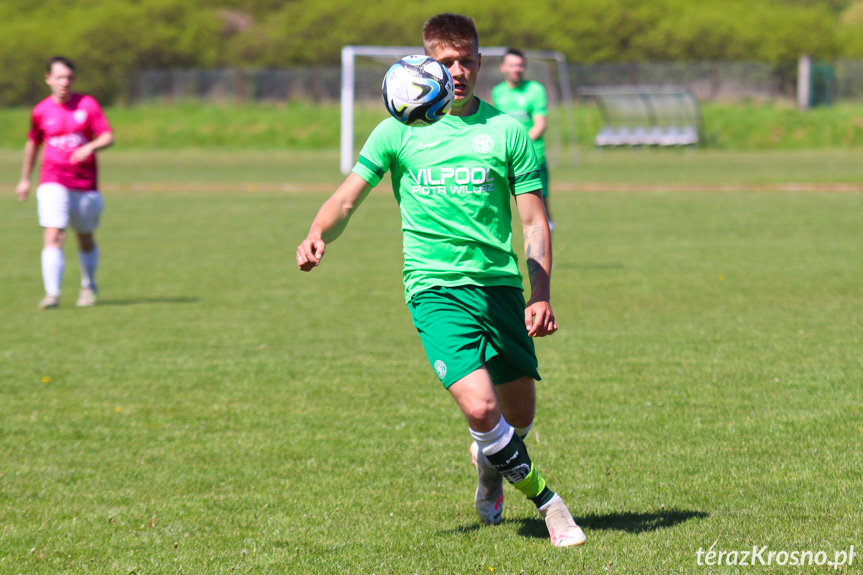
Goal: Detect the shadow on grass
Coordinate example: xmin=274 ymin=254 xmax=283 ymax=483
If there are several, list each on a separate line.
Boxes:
xmin=517 ymin=508 xmax=710 ymax=539
xmin=97 ymin=297 xmax=200 ymax=306
xmin=442 ymin=509 xmax=707 ymax=540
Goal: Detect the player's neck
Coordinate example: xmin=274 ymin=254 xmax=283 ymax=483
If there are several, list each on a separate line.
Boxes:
xmin=51 ymin=94 xmax=72 ymax=105
xmin=450 ymin=96 xmax=480 ymax=117
xmin=506 ymin=79 xmax=523 ymax=89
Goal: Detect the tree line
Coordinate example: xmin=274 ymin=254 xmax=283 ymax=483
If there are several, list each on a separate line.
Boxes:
xmin=2 ymin=0 xmax=862 ymax=106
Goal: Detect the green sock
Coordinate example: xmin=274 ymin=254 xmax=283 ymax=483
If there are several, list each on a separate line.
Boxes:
xmin=484 ymin=432 xmax=555 ymax=508
xmin=518 ymin=464 xmax=555 ymax=508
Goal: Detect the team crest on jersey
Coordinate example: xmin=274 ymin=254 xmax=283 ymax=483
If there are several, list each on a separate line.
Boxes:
xmin=472 ymin=134 xmax=494 ymax=154
xmin=73 ymin=110 xmax=88 ymax=124
xmin=434 ymin=360 xmax=447 ymax=380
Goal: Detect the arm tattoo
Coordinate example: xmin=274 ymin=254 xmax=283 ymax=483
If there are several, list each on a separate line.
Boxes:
xmin=524 ymin=221 xmax=547 ymax=290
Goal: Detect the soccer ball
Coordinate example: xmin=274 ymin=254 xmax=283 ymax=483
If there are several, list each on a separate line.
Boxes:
xmin=382 ymin=55 xmax=454 ymax=127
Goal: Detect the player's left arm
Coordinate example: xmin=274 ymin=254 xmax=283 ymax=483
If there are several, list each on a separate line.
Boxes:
xmin=515 ymin=190 xmax=557 ymax=337
xmin=528 ymin=83 xmax=548 ymax=142
xmin=528 ymin=115 xmax=547 ymax=142
xmin=71 ymin=97 xmax=114 ymax=164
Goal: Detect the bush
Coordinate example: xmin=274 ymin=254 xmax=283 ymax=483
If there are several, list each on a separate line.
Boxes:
xmin=0 ymin=0 xmax=848 ymax=106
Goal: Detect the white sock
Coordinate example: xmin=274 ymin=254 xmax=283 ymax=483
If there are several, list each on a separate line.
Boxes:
xmin=514 ymin=423 xmax=533 ymax=440
xmin=42 ymin=247 xmax=65 ymax=296
xmin=469 ymin=417 xmax=514 ymax=457
xmin=79 ymin=247 xmax=99 ymax=290
xmin=538 ymin=492 xmax=561 ymax=511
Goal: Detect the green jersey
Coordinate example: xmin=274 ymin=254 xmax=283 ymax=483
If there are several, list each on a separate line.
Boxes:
xmin=352 ymin=99 xmax=542 ymax=303
xmin=491 ymin=80 xmax=548 ymax=164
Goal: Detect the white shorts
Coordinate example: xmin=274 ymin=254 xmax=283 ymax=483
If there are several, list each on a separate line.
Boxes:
xmin=37 ymin=183 xmax=103 ymax=233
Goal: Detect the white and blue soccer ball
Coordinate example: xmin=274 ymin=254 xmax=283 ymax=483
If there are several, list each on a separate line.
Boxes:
xmin=382 ymin=55 xmax=454 ymax=127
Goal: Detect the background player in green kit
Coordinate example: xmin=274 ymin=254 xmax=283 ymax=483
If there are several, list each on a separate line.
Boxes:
xmin=492 ymin=49 xmax=553 ymax=229
xmin=296 ymin=13 xmax=585 ymax=548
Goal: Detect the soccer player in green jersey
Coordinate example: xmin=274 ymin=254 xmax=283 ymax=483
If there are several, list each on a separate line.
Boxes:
xmin=296 ymin=13 xmax=585 ymax=548
xmin=492 ymin=49 xmax=553 ymax=229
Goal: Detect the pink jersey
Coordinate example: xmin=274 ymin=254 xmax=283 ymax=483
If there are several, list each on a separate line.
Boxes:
xmin=28 ymin=94 xmax=111 ymax=191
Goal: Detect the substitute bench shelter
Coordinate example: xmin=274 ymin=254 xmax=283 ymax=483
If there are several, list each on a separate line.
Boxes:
xmin=581 ymin=86 xmax=701 ymax=148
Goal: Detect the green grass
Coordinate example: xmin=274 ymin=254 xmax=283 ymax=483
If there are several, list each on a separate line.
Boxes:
xmin=1 ymin=149 xmax=862 ymax=573
xmin=3 ymin=147 xmax=863 ymax=191
xmin=702 ymin=100 xmax=863 ymax=150
xmin=3 ymin=99 xmax=863 ymax=152
xmin=0 ymin=102 xmax=392 ymax=152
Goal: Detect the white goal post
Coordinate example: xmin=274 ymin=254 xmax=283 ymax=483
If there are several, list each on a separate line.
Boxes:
xmin=340 ymin=45 xmax=578 ymax=174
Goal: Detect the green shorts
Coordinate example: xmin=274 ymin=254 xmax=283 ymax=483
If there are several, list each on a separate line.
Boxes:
xmin=538 ymin=161 xmax=549 ymax=198
xmin=408 ymin=285 xmax=541 ymax=388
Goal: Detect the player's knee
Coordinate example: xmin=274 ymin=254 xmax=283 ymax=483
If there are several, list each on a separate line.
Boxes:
xmin=463 ymin=400 xmax=500 ymax=432
xmin=44 ymin=228 xmax=65 ymax=248
xmin=78 ymin=234 xmax=96 ymax=252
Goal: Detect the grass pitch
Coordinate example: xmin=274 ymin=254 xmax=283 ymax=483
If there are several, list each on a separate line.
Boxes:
xmin=1 ymin=152 xmax=862 ymax=574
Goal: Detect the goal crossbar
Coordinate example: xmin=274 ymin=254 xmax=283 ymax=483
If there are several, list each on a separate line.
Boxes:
xmin=340 ymin=45 xmax=577 ymax=174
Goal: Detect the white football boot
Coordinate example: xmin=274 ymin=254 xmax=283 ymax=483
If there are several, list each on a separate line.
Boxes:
xmin=539 ymin=493 xmax=586 ymax=547
xmin=470 ymin=441 xmax=504 ymax=525
xmin=39 ymin=294 xmax=60 ymax=309
xmin=76 ymin=287 xmax=98 ymax=307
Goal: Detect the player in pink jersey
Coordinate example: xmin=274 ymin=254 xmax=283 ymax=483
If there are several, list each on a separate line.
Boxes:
xmin=16 ymin=56 xmax=114 ymax=309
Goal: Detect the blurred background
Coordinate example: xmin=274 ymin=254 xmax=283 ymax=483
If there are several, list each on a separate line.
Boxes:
xmin=2 ymin=0 xmax=861 ymax=104
xmin=3 ymin=0 xmax=863 ymax=159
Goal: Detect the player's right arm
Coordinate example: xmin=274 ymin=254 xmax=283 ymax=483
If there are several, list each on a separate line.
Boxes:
xmin=16 ymin=139 xmax=40 ymax=201
xmin=296 ymin=172 xmax=372 ymax=271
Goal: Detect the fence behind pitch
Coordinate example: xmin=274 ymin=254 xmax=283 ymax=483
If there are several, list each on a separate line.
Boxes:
xmin=129 ymin=59 xmax=863 ymax=105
